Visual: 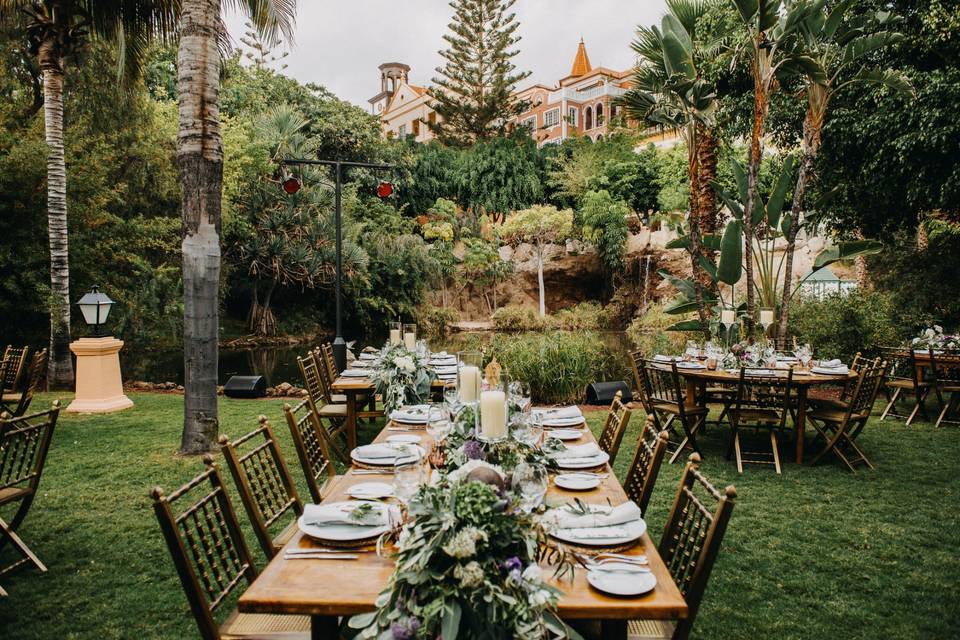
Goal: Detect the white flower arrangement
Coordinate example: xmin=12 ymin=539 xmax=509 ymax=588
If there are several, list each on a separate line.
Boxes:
xmin=911 ymin=324 xmax=960 ymax=350
xmin=368 ymin=343 xmax=436 ymax=414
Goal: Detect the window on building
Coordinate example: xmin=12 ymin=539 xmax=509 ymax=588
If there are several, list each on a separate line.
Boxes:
xmin=412 ymin=119 xmax=420 ymax=136
xmin=398 ymin=124 xmax=407 ymax=137
xmin=521 ymin=115 xmax=536 ymax=131
xmin=585 ymin=106 xmax=593 ymax=130
xmin=568 ymin=107 xmax=578 ymax=127
xmin=596 ymin=103 xmax=604 ymax=126
xmin=543 ymin=109 xmax=560 ymax=128
xmin=429 ymin=112 xmax=437 ymax=124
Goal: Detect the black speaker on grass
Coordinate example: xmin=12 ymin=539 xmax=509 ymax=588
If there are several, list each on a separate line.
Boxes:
xmin=224 ymin=375 xmax=267 ymax=399
xmin=585 ymin=381 xmax=632 ymax=405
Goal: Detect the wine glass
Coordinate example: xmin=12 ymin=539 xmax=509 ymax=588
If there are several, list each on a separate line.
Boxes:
xmin=512 ymin=462 xmax=548 ymax=512
xmin=393 ymin=461 xmax=425 ymax=505
xmin=427 ymin=404 xmax=452 ymax=443
xmin=444 ymin=386 xmax=461 ymax=416
xmin=797 ymin=343 xmax=812 ymax=369
xmin=508 ymin=380 xmax=531 ymax=413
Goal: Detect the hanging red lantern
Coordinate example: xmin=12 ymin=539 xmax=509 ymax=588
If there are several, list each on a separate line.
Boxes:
xmin=282 ymin=176 xmax=301 ymax=194
xmin=376 ymin=181 xmax=394 ymax=198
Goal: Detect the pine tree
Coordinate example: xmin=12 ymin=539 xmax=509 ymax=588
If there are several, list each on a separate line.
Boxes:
xmin=428 ymin=0 xmax=530 ymax=146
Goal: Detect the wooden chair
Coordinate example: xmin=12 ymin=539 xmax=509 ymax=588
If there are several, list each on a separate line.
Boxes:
xmin=1 ymin=346 xmax=29 ymax=396
xmin=628 ymin=453 xmax=736 ymax=640
xmin=808 ymin=358 xmax=887 ymax=472
xmin=0 ymin=401 xmax=60 ymax=581
xmin=283 ymin=400 xmax=339 ymax=504
xmin=152 ymin=456 xmax=309 ymax=640
xmin=315 ymin=345 xmax=378 ymax=414
xmin=879 ymin=348 xmax=932 ymax=425
xmin=297 ymin=353 xmax=349 ymax=463
xmin=597 ymin=390 xmax=632 ymax=465
xmin=636 ymin=359 xmax=708 ymax=464
xmin=808 ymin=351 xmax=863 ymax=410
xmin=622 ymin=416 xmax=669 ymax=514
xmin=218 ymin=417 xmax=304 ymax=559
xmin=1 ymin=349 xmax=47 ymax=417
xmin=929 ymin=350 xmax=960 ymax=428
xmin=726 ymin=368 xmax=794 ymax=475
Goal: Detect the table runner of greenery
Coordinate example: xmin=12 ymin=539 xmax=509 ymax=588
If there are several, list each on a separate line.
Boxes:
xmin=368 ymin=344 xmax=437 ymax=414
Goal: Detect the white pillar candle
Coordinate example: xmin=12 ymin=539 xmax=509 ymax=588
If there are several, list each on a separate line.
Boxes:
xmin=721 ymin=309 xmax=736 ymax=325
xmin=480 ymin=390 xmax=507 ymax=440
xmin=403 ymin=332 xmax=416 ymax=350
xmin=760 ymin=309 xmax=774 ymax=326
xmin=459 ymin=365 xmax=480 ymax=402
xmin=389 ymin=329 xmax=401 ymax=345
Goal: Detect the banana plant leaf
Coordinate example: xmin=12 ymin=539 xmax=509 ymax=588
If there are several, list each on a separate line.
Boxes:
xmin=666 ymin=319 xmax=708 ymax=332
xmin=717 ymin=219 xmax=743 ymax=285
xmin=813 ymin=240 xmax=884 ymax=269
xmin=665 ymin=233 xmax=722 ymax=251
xmin=657 ymin=269 xmax=696 ymax=300
xmin=767 ymin=154 xmax=796 ymax=230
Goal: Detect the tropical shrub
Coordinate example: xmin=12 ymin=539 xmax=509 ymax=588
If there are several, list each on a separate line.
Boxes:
xmin=550 ymin=302 xmax=612 ymax=331
xmin=486 ymin=331 xmax=629 ymax=404
xmin=578 ymin=190 xmax=630 ymax=277
xmin=491 ymin=305 xmax=544 ymax=332
xmin=417 ymin=304 xmax=459 ymax=338
xmin=789 ymin=290 xmax=904 ymax=361
xmin=626 ymin=304 xmax=690 ymax=357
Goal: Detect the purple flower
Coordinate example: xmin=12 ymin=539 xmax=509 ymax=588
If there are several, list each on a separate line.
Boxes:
xmin=391 ymin=616 xmax=421 ymax=640
xmin=501 ymin=556 xmax=522 ymax=573
xmin=463 ymin=440 xmax=486 ymax=461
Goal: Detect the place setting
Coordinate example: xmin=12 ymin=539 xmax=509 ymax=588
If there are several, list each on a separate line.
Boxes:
xmin=350 ymin=441 xmax=426 ymax=468
xmin=532 ymin=405 xmax=585 ymax=428
xmin=547 ymin=441 xmax=610 ymax=470
xmin=296 ymin=501 xmax=402 ymax=550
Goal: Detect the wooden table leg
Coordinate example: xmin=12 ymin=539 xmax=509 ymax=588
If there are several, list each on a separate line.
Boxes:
xmin=601 ymin=619 xmax=628 ymax=639
xmin=346 ymin=391 xmax=358 ymax=451
xmin=684 ymin=378 xmax=698 ymax=408
xmin=795 ymin=387 xmax=807 ymax=464
xmin=311 ymin=614 xmax=339 ymax=640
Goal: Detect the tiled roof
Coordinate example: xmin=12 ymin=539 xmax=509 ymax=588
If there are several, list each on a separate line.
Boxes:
xmin=570 ymin=39 xmax=592 ymax=77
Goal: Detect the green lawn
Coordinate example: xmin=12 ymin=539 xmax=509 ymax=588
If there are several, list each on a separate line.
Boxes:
xmin=2 ymin=392 xmax=959 ymax=639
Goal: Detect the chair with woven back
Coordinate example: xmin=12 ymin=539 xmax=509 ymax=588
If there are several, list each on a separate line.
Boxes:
xmin=727 ymin=368 xmax=794 ymax=475
xmin=879 ymin=347 xmax=932 ymax=425
xmin=622 ymin=415 xmax=669 ymax=514
xmin=218 ymin=417 xmax=304 ymax=559
xmin=808 ymin=351 xmax=864 ymax=411
xmin=1 ymin=346 xmax=30 ymax=398
xmin=283 ymin=400 xmax=339 ymax=504
xmin=1 ymin=349 xmax=47 ymax=417
xmin=0 ymin=401 xmax=60 ymax=581
xmin=297 ymin=352 xmax=349 ymax=463
xmin=152 ymin=456 xmax=310 ymax=639
xmin=627 ymin=453 xmax=736 ymax=640
xmin=636 ymin=359 xmax=708 ymax=464
xmin=597 ymin=390 xmax=632 ymax=465
xmin=808 ymin=357 xmax=887 ymax=471
xmin=316 ymin=344 xmax=379 ymax=416
xmin=929 ymin=350 xmax=960 ymax=428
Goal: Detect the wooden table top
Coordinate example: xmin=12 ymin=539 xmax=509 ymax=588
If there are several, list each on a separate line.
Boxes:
xmin=239 ymin=421 xmax=688 ymax=621
xmin=668 ymin=365 xmax=857 ymax=386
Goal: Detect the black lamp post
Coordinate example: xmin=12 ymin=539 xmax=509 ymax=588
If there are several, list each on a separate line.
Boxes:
xmin=280 ymin=158 xmax=396 ymax=371
xmin=76 ymin=285 xmax=115 ymax=337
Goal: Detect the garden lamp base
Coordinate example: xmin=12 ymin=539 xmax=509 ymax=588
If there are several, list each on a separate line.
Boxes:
xmin=66 ymin=336 xmax=134 ymax=413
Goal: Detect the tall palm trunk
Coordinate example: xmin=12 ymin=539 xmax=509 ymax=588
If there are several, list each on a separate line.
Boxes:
xmin=778 ymin=91 xmax=826 ymax=342
xmin=695 ymin=126 xmax=719 ymax=238
xmin=743 ymin=53 xmax=773 ymax=334
xmin=685 ymin=124 xmax=709 ymax=331
xmin=177 ymin=0 xmax=223 ymax=454
xmin=39 ymin=38 xmax=73 ymax=388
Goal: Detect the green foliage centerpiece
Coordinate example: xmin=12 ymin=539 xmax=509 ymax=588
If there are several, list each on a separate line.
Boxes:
xmin=369 ymin=344 xmax=436 ymax=414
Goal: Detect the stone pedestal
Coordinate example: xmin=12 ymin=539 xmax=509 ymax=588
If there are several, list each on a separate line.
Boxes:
xmin=66 ymin=336 xmax=134 ymax=413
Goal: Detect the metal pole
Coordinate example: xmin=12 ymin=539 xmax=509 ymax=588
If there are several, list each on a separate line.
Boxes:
xmin=332 ymin=161 xmax=346 ymax=372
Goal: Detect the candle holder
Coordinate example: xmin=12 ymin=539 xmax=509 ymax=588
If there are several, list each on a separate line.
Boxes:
xmin=403 ymin=323 xmax=417 ymax=350
xmin=456 ymin=351 xmax=483 ymax=404
xmin=389 ymin=321 xmax=402 ymax=346
xmin=477 ymin=386 xmax=509 ymax=444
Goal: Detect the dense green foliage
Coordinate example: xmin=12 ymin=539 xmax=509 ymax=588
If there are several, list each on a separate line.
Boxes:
xmin=789 ymin=290 xmax=904 ymax=362
xmin=491 ymin=302 xmax=611 ymax=332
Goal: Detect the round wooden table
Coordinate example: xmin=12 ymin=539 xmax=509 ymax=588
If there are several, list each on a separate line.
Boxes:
xmin=674 ymin=367 xmax=858 ymax=464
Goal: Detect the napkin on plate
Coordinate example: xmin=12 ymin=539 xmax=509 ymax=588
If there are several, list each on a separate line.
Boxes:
xmin=302 ymin=502 xmax=391 ymax=527
xmin=548 ymin=501 xmax=642 ymax=530
xmin=653 ymin=354 xmax=676 ymax=362
xmin=358 ymin=353 xmax=378 ymax=361
xmin=353 ymin=443 xmax=418 ymax=461
xmin=390 ymin=405 xmax=431 ymax=423
xmin=550 ymin=443 xmax=602 ymax=460
xmin=534 ymin=406 xmax=583 ymax=420
xmin=340 ymin=369 xmax=368 ymax=377
xmin=819 ymin=359 xmax=843 ymax=368
xmin=812 ymin=365 xmax=849 ymax=375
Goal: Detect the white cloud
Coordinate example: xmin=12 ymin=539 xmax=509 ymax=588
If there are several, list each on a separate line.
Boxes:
xmin=225 ymin=0 xmax=667 ymax=109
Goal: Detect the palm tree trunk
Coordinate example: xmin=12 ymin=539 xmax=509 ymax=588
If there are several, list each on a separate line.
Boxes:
xmin=696 ymin=126 xmax=719 ymax=238
xmin=685 ymin=125 xmax=709 ymax=331
xmin=743 ymin=54 xmax=771 ymax=334
xmin=536 ymin=247 xmax=546 ymax=317
xmin=178 ymin=0 xmax=223 ymax=455
xmin=40 ymin=43 xmax=73 ymax=389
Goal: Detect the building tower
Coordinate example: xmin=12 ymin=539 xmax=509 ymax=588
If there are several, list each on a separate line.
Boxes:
xmin=368 ymin=62 xmax=411 ymax=115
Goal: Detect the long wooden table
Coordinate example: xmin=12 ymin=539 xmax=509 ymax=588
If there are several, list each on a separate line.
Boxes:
xmin=674 ymin=367 xmax=857 ymax=464
xmin=239 ymin=419 xmax=688 ymax=639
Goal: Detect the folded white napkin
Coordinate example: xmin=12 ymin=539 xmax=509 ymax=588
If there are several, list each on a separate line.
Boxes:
xmin=812 ymin=365 xmax=849 ymax=375
xmin=549 ymin=501 xmax=642 ymax=530
xmin=676 ymin=361 xmax=706 ymax=369
xmin=819 ymin=359 xmax=843 ymax=368
xmin=432 ymin=365 xmax=458 ymax=373
xmin=550 ymin=443 xmax=601 ymax=460
xmin=653 ymin=354 xmax=676 ymax=362
xmin=358 ymin=353 xmax=378 ymax=361
xmin=390 ymin=405 xmax=431 ymax=423
xmin=534 ymin=406 xmax=583 ymax=420
xmin=430 ymin=351 xmax=450 ymax=358
xmin=303 ymin=503 xmax=390 ymax=527
xmin=353 ymin=443 xmax=418 ymax=460
xmin=341 ymin=369 xmax=368 ymax=377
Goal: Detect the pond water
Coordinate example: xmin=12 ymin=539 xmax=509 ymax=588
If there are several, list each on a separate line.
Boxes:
xmin=120 ymin=331 xmax=635 ymax=387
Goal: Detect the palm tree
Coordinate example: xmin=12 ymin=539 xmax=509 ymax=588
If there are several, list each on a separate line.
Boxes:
xmin=176 ymin=0 xmax=295 ymax=454
xmin=776 ymin=2 xmax=912 ymax=339
xmin=0 ymin=1 xmax=178 ymax=388
xmin=623 ymin=0 xmax=726 ymax=327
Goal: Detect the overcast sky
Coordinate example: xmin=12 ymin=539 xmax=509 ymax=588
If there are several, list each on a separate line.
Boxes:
xmin=225 ymin=0 xmax=668 ymax=110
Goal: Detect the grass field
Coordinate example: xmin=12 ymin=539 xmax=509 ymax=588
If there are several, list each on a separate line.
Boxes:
xmin=1 ymin=392 xmax=959 ymax=639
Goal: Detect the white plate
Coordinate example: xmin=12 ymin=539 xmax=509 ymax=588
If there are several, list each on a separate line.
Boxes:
xmin=548 ymin=429 xmax=583 ymax=441
xmin=551 ymin=515 xmax=647 ymax=547
xmin=386 ymin=434 xmax=422 ymax=444
xmin=297 ymin=502 xmax=398 ymax=542
xmin=675 ymin=362 xmax=707 ymax=370
xmin=351 ymin=444 xmax=425 ymax=466
xmin=554 ymin=451 xmax=610 ymax=470
xmin=555 ymin=473 xmax=601 ymax=491
xmin=587 ymin=565 xmax=657 ymax=596
xmin=340 ymin=369 xmax=369 ymax=378
xmin=346 ymin=482 xmax=394 ymax=499
xmin=543 ymin=417 xmax=586 ymax=428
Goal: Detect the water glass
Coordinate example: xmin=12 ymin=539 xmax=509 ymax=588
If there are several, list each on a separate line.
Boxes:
xmin=512 ymin=462 xmax=548 ymax=512
xmin=444 ymin=386 xmax=461 ymax=416
xmin=508 ymin=380 xmax=531 ymax=413
xmin=393 ymin=461 xmax=425 ymax=505
xmin=427 ymin=404 xmax=452 ymax=443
